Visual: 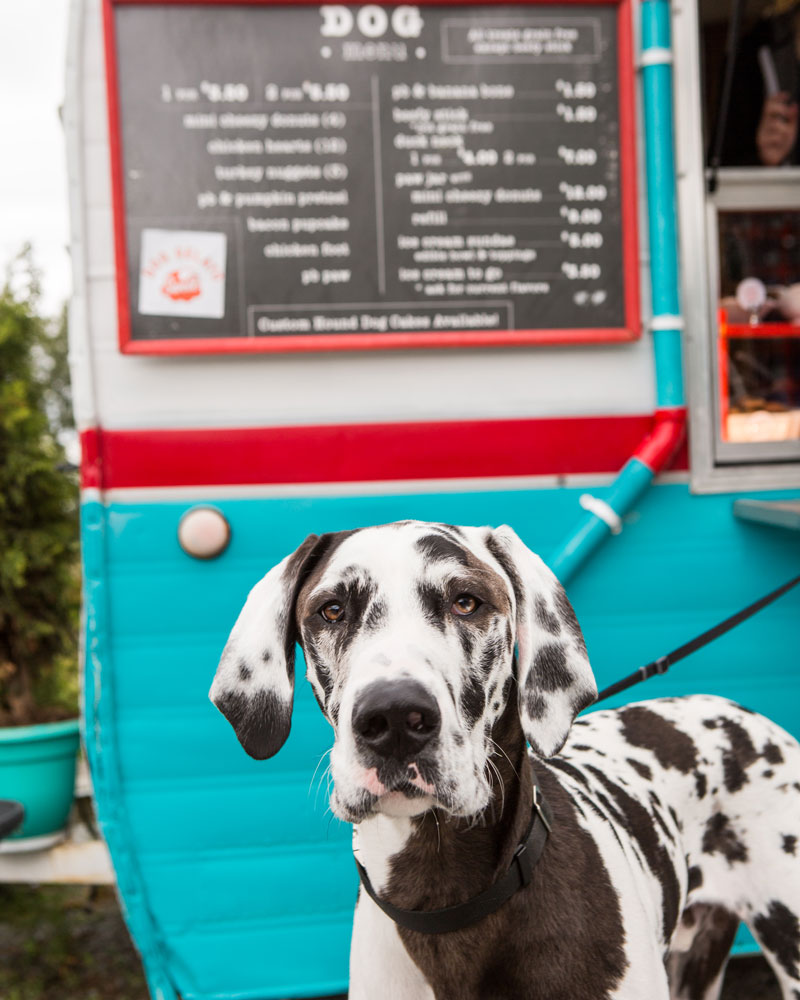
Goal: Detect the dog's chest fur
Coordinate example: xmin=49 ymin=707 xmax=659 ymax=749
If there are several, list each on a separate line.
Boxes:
xmin=352 ymin=695 xmax=800 ymax=1000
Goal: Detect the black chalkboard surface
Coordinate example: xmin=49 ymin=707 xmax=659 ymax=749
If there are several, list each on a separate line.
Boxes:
xmin=109 ymin=2 xmax=638 ymax=351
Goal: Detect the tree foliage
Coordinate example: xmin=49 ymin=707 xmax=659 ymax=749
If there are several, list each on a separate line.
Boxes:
xmin=0 ymin=248 xmax=79 ymax=725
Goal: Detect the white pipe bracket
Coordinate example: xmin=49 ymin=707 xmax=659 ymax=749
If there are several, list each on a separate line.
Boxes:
xmin=579 ymin=494 xmax=623 ymax=535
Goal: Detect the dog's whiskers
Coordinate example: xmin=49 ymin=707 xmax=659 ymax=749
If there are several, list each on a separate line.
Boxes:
xmin=487 ymin=736 xmax=520 ymax=781
xmin=484 ymin=755 xmax=506 ymax=821
xmin=309 ymin=747 xmax=333 ymax=794
xmin=313 ymin=763 xmax=333 ymax=810
xmin=425 ymin=807 xmax=442 ymax=853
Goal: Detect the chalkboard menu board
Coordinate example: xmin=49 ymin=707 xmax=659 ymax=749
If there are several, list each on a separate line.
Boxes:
xmin=106 ymin=0 xmax=639 ymax=353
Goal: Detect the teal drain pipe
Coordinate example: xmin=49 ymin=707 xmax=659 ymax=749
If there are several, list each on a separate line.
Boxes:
xmin=549 ymin=0 xmax=686 ymax=583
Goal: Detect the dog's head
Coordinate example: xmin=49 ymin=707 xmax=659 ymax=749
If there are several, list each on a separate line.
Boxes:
xmin=210 ymin=521 xmax=596 ymax=822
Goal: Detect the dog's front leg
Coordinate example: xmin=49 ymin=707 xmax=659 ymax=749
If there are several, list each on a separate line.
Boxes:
xmin=349 ymin=894 xmax=435 ymax=1000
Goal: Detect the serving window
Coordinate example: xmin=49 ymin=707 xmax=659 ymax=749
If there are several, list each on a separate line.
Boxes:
xmin=675 ymin=0 xmax=800 ymax=491
xmin=717 ymin=207 xmax=800 ymax=451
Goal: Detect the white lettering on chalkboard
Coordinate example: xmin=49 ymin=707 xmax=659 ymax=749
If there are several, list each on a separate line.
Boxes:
xmin=320 ymin=5 xmax=423 ymax=38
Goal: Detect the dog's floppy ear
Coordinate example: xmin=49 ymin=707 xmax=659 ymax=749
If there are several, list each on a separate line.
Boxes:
xmin=487 ymin=525 xmax=597 ymax=758
xmin=209 ymin=533 xmax=323 ymax=759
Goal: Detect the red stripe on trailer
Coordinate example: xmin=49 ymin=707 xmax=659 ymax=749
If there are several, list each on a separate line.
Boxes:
xmin=81 ymin=428 xmax=103 ymax=489
xmin=80 ymin=415 xmax=688 ymax=490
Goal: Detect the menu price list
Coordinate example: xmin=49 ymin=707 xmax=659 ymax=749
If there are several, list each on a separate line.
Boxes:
xmin=114 ymin=3 xmax=629 ymax=343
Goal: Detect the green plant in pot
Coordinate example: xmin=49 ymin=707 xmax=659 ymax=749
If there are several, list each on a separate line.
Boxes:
xmin=0 ymin=248 xmax=81 ymax=851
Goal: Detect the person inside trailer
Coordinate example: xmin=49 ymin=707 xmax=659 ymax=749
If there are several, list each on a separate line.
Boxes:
xmin=715 ymin=0 xmax=800 ymax=167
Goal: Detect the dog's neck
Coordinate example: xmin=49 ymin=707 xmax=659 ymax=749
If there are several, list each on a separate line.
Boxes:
xmin=353 ymin=701 xmax=533 ymax=909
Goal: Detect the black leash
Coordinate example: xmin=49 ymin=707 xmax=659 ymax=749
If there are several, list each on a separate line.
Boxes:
xmin=595 ymin=573 xmax=800 ymax=704
xmin=354 ymin=779 xmax=553 ymax=934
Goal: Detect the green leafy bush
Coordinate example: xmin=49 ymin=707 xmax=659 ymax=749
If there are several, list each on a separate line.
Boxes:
xmin=0 ymin=249 xmax=79 ymax=726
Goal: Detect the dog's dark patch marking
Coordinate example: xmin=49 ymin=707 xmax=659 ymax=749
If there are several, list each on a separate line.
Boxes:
xmin=585 ymin=764 xmax=680 ymax=941
xmin=688 ymin=866 xmax=703 ymax=891
xmin=571 ymin=687 xmax=597 ymax=717
xmin=716 ymin=717 xmax=758 ymax=793
xmin=783 ymin=835 xmax=798 ymax=856
xmin=364 ymin=598 xmax=387 ymax=632
xmin=627 ymin=758 xmax=653 ymax=780
xmin=553 ymin=585 xmax=588 ymax=656
xmin=526 ymin=692 xmax=547 ymax=720
xmin=753 ymin=901 xmax=800 ymax=979
xmin=763 ymin=742 xmax=785 ymax=765
xmin=764 ymin=769 xmax=775 ymax=779
xmin=314 ymin=659 xmax=334 ymax=703
xmin=535 ymin=597 xmax=561 ymax=635
xmin=703 ymin=719 xmax=717 ymax=730
xmin=416 ymin=581 xmax=446 ymax=632
xmin=694 ymin=771 xmax=708 ymax=799
xmin=484 ymin=534 xmax=528 ymax=616
xmin=238 ymin=661 xmax=252 ymax=681
xmin=416 ymin=533 xmax=470 ymax=566
xmin=547 ymin=756 xmax=591 ymax=788
xmin=213 ymin=687 xmax=291 ymax=760
xmin=594 ymin=790 xmax=628 ymax=830
xmin=460 ymin=673 xmax=486 ymax=726
xmin=530 ymin=642 xmax=573 ymax=692
xmin=436 ymin=522 xmax=465 ymax=538
xmin=453 ymin=731 xmax=464 ymax=747
xmin=620 ymin=706 xmax=698 ymax=774
xmin=702 ymin=813 xmax=748 ymax=865
xmin=649 ymin=793 xmax=674 ymax=843
xmin=458 ymin=626 xmax=476 ymax=660
xmin=261 ymin=649 xmax=272 ymax=663
xmin=677 ymin=905 xmax=739 ymax=1000
xmin=477 ymin=636 xmax=503 ymax=676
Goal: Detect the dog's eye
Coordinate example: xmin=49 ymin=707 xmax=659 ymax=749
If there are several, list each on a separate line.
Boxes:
xmin=320 ymin=601 xmax=345 ymax=623
xmin=452 ymin=594 xmax=481 ymax=616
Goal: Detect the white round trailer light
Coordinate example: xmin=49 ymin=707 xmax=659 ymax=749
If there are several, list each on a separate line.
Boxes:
xmin=178 ymin=506 xmax=231 ymax=560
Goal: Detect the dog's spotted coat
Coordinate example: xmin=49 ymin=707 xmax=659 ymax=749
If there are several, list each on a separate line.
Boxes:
xmin=211 ymin=521 xmax=800 ymax=1000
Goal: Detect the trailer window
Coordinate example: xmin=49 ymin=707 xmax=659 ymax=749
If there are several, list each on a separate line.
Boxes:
xmin=718 ymin=209 xmax=800 ymax=447
xmin=677 ymin=0 xmax=800 ymax=490
xmin=701 ymin=0 xmax=800 ymax=170
xmin=710 ymin=194 xmax=800 ymax=464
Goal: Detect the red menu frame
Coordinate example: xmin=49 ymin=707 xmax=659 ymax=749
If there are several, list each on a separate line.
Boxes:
xmin=103 ymin=0 xmax=640 ymax=354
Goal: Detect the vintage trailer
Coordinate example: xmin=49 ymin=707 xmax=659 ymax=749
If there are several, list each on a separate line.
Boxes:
xmin=65 ymin=0 xmax=799 ymax=996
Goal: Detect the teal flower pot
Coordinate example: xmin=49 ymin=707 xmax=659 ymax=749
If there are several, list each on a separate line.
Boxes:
xmin=0 ymin=719 xmax=80 ymax=851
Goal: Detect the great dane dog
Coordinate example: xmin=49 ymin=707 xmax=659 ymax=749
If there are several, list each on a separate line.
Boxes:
xmin=210 ymin=521 xmax=800 ymax=1000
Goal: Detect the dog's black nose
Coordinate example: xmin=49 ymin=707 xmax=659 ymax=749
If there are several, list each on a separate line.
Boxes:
xmin=352 ymin=680 xmax=441 ymax=760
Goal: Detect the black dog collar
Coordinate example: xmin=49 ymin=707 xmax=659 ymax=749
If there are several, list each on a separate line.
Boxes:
xmin=353 ymin=779 xmax=553 ymax=935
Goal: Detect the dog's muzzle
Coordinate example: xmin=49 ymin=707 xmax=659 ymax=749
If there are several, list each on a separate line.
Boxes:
xmin=352 ymin=679 xmax=441 ymax=762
